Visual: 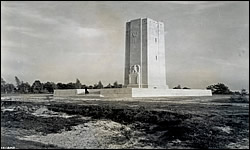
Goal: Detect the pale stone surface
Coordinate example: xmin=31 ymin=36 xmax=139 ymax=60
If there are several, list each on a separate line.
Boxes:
xmin=124 ymin=18 xmax=168 ymax=89
xmin=131 ymin=88 xmax=212 ymax=97
xmin=100 ymin=88 xmax=212 ymax=98
xmin=54 ymin=89 xmax=84 ymax=96
xmin=100 ymin=88 xmax=132 ymax=98
xmin=54 ymin=87 xmax=212 ymax=98
xmin=54 ymin=90 xmax=73 ymax=96
xmin=54 ymin=89 xmax=101 ymax=96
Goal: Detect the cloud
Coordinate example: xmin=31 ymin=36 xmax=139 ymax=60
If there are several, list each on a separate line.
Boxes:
xmin=2 ymin=2 xmax=60 ymax=25
xmin=79 ymin=52 xmax=123 ymax=56
xmin=197 ymin=56 xmax=248 ymax=69
xmin=5 ymin=26 xmax=47 ymax=39
xmin=77 ymin=27 xmax=105 ymax=38
xmin=1 ymin=40 xmax=19 ymax=48
xmin=5 ymin=26 xmax=32 ymax=32
xmin=195 ymin=1 xmax=235 ymax=10
xmin=165 ymin=1 xmax=208 ymax=5
xmin=191 ymin=1 xmax=238 ymax=14
xmin=1 ymin=1 xmax=249 ymax=90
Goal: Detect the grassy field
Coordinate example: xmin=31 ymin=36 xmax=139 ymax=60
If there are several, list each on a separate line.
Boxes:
xmin=1 ymin=94 xmax=249 ymax=149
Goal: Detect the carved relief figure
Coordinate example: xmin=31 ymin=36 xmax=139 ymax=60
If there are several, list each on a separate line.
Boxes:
xmin=130 ymin=65 xmax=140 ymax=73
xmin=129 ymin=64 xmax=140 ymax=85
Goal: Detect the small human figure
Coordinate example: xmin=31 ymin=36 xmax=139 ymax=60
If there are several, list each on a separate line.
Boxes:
xmin=85 ymin=87 xmax=89 ymax=94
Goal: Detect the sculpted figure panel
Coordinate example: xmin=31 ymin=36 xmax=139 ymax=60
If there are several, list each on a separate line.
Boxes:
xmin=130 ymin=65 xmax=140 ymax=73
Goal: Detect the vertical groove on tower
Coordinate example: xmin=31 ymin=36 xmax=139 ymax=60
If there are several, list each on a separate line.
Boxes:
xmin=140 ymin=19 xmax=142 ymax=88
xmin=124 ymin=22 xmax=130 ymax=86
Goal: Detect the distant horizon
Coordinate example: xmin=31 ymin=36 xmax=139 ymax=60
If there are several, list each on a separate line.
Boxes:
xmin=1 ymin=1 xmax=249 ymax=91
xmin=1 ymin=76 xmax=248 ymax=92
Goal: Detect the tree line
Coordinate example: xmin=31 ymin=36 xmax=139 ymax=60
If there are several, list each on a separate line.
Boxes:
xmin=1 ymin=76 xmax=247 ymax=95
xmin=172 ymin=83 xmax=233 ymax=94
xmin=1 ymin=76 xmax=122 ymax=94
xmin=173 ymin=83 xmax=248 ymax=95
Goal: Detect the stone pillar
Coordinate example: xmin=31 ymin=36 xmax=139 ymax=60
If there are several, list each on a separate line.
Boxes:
xmin=124 ymin=18 xmax=168 ymax=89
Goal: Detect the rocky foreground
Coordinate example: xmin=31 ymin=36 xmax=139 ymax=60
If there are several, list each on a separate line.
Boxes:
xmin=1 ymin=95 xmax=249 ymax=149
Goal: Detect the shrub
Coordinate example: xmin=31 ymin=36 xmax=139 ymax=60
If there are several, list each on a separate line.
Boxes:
xmin=229 ymin=89 xmax=249 ymax=103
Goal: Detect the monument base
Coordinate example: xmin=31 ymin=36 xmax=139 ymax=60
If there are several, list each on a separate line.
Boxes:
xmin=54 ymin=88 xmax=212 ymax=97
xmin=126 ymin=84 xmax=169 ymax=89
xmin=100 ymin=88 xmax=212 ymax=97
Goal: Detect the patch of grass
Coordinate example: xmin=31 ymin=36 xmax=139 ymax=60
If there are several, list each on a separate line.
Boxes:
xmin=229 ymin=95 xmax=249 ymax=103
xmin=1 ymin=103 xmax=87 ymax=134
xmin=1 ymin=99 xmax=248 ymax=149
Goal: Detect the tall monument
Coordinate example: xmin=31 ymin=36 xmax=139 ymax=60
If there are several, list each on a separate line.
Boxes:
xmin=124 ymin=18 xmax=168 ymax=89
xmin=54 ymin=18 xmax=212 ymax=97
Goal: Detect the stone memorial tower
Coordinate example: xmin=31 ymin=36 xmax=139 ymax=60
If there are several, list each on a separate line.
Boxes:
xmin=124 ymin=18 xmax=168 ymax=89
xmin=54 ymin=17 xmax=212 ymax=97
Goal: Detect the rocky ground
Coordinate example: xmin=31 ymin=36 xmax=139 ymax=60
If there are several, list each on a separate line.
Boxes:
xmin=1 ymin=94 xmax=249 ymax=149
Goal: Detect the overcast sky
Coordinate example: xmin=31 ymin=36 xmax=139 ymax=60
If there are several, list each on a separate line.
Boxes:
xmin=1 ymin=1 xmax=249 ymax=90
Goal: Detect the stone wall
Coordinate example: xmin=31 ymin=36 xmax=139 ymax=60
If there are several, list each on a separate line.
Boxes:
xmin=132 ymin=89 xmax=212 ymax=97
xmin=54 ymin=88 xmax=212 ymax=97
xmin=54 ymin=89 xmax=79 ymax=96
xmin=100 ymin=88 xmax=132 ymax=98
